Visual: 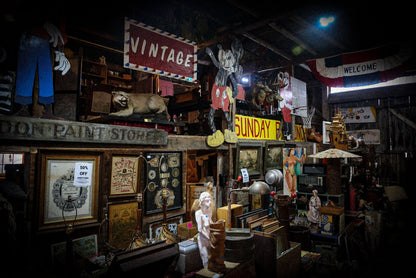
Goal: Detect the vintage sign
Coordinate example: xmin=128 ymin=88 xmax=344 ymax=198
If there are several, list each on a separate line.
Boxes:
xmin=0 ymin=116 xmax=168 ymax=145
xmin=340 ymin=106 xmax=376 ymax=123
xmin=235 ymin=114 xmax=306 ymax=141
xmin=124 ymin=17 xmax=197 ymax=82
xmin=306 ymin=44 xmax=412 ymax=87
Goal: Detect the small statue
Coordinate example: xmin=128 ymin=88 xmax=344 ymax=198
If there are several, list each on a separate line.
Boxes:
xmin=307 ymin=190 xmax=321 ymax=233
xmin=191 ymin=182 xmax=216 ymax=226
xmin=195 ymin=192 xmax=213 ymax=268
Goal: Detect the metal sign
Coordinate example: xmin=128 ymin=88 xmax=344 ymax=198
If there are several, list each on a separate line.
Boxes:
xmin=124 ymin=17 xmax=197 ymax=83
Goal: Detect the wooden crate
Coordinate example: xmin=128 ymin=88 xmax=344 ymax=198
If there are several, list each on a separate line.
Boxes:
xmin=217 ymin=204 xmax=243 ymax=228
xmin=177 ymin=221 xmax=198 ymax=240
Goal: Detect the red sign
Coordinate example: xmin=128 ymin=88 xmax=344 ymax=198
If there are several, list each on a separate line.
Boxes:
xmin=124 ymin=18 xmax=197 ymax=82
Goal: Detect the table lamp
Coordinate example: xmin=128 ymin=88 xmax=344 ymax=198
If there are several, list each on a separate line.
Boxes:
xmin=227 ymin=181 xmax=270 ymax=230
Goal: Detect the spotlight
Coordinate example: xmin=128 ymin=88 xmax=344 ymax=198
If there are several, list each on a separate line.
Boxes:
xmin=240 ymin=75 xmax=250 ymax=85
xmin=319 ymin=16 xmax=335 ymax=27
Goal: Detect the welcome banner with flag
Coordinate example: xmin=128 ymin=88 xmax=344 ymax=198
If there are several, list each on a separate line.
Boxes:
xmin=306 ymin=44 xmax=412 ymax=87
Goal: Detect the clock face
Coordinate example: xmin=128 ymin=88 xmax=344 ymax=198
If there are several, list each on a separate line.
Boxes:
xmin=144 ymin=152 xmax=182 ymax=215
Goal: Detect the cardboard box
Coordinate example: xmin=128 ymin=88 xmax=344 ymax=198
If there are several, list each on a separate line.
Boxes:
xmin=178 ymin=221 xmax=198 ymax=240
xmin=321 ymin=213 xmax=345 ymax=235
xmin=217 ymin=204 xmax=243 ymax=228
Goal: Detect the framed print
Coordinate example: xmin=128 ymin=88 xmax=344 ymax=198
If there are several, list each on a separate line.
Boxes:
xmin=110 ymin=156 xmax=139 ymax=196
xmin=108 ymin=202 xmax=138 ymax=249
xmin=147 ymin=215 xmax=183 ymax=241
xmin=236 ymin=143 xmax=263 ymax=178
xmin=144 ymin=151 xmax=183 ymax=215
xmin=39 ymin=153 xmax=100 ymax=230
xmin=51 ymin=234 xmax=98 ymax=263
xmin=322 ymin=121 xmax=331 ymax=144
xmin=264 ymin=142 xmax=284 ymax=173
xmin=282 ymin=147 xmax=306 ymax=196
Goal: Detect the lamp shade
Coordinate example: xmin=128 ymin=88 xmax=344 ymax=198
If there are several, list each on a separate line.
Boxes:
xmin=309 ymin=148 xmax=361 ymax=159
xmin=248 ymin=181 xmax=270 ymax=195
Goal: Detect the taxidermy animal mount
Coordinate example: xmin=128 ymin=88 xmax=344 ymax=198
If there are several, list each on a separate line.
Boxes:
xmin=110 ymin=91 xmax=169 ymax=119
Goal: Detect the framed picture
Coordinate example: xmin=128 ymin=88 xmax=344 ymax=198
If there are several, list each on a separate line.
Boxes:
xmin=264 ymin=142 xmax=284 ymax=173
xmin=110 ymin=156 xmax=140 ymax=196
xmin=236 ymin=142 xmax=263 ymax=178
xmin=39 ymin=153 xmax=100 ymax=230
xmin=144 ymin=151 xmax=183 ymax=215
xmin=147 ymin=215 xmax=183 ymax=241
xmin=51 ymin=234 xmax=98 ymax=264
xmin=282 ymin=147 xmax=306 ymax=196
xmin=322 ymin=121 xmax=331 ymax=144
xmin=108 ymin=202 xmax=139 ymax=249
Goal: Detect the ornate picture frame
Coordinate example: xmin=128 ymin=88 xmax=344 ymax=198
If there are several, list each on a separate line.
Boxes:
xmin=236 ymin=142 xmax=263 ymax=178
xmin=143 ymin=151 xmax=183 ymax=215
xmin=110 ymin=156 xmax=140 ymax=196
xmin=39 ymin=153 xmax=100 ymax=230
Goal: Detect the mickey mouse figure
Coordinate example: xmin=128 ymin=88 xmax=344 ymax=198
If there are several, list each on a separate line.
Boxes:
xmin=205 ymin=39 xmax=243 ymax=147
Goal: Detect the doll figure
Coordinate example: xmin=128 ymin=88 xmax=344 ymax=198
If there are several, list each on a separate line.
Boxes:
xmin=307 ymin=189 xmax=321 ymax=233
xmin=195 ymin=191 xmax=213 ymax=268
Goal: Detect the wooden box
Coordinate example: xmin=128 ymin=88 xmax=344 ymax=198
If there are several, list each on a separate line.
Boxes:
xmin=254 ymin=229 xmax=301 ymax=278
xmin=178 ymin=221 xmax=198 ymax=240
xmin=217 ymin=204 xmax=243 ymax=228
xmin=276 ymin=242 xmax=301 ymax=278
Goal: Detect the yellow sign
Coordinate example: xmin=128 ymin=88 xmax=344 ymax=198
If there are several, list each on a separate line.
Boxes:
xmin=235 ymin=114 xmax=306 ymax=141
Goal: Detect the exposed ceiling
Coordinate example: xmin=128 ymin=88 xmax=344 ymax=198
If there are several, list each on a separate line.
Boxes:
xmin=2 ymin=1 xmax=415 ymax=77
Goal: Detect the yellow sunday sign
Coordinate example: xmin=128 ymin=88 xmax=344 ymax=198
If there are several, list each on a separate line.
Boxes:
xmin=235 ymin=114 xmax=305 ymax=141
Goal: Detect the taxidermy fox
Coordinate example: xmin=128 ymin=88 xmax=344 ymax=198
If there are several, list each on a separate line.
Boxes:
xmin=110 ymin=91 xmax=169 ymax=119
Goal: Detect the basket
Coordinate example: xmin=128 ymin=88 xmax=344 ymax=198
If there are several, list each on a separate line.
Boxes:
xmin=319 ymin=206 xmax=344 ymax=215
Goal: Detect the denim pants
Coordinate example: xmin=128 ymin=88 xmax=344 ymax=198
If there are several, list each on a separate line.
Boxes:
xmin=14 ymin=34 xmax=54 ymax=105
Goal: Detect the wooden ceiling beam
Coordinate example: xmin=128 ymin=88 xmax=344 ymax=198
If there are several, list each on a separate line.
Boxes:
xmin=241 ymin=32 xmax=293 ymax=61
xmin=268 ymin=23 xmax=318 ymax=56
xmin=291 ymin=15 xmax=346 ymax=51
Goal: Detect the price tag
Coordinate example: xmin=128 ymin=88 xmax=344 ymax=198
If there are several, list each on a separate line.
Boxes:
xmin=241 ymin=168 xmax=249 ymax=183
xmin=73 ymin=162 xmax=93 ymax=187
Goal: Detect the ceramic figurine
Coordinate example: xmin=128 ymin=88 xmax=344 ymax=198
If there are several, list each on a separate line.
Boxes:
xmin=307 ymin=189 xmax=321 ymax=233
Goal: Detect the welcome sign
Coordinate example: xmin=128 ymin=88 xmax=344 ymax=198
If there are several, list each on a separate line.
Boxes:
xmin=124 ymin=18 xmax=197 ymax=82
xmin=306 ymin=44 xmax=412 ymax=87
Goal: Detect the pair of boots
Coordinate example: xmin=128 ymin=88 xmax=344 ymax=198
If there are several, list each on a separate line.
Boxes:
xmin=14 ymin=104 xmax=64 ymax=120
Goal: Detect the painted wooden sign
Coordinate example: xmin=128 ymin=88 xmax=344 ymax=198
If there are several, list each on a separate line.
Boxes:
xmin=0 ymin=116 xmax=168 ymax=145
xmin=124 ymin=17 xmax=197 ymax=83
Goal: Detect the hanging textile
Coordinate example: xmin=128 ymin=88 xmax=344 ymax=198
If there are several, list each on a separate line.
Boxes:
xmin=158 ymin=79 xmax=174 ymax=97
xmin=306 ymin=44 xmax=412 ymax=88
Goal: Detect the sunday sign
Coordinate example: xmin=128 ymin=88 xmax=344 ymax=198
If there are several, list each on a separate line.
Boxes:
xmin=124 ymin=17 xmax=197 ymax=82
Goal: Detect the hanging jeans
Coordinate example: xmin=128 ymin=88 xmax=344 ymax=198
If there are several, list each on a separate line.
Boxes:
xmin=14 ymin=34 xmax=54 ymax=105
